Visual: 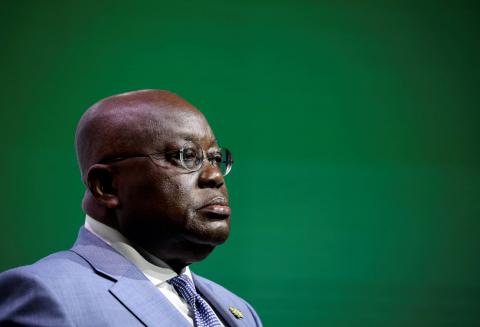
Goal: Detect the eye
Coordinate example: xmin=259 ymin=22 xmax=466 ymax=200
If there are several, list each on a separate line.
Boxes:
xmin=163 ymin=150 xmax=181 ymax=161
xmin=180 ymin=145 xmax=203 ymax=170
xmin=182 ymin=147 xmax=197 ymax=161
xmin=208 ymin=150 xmax=223 ymax=165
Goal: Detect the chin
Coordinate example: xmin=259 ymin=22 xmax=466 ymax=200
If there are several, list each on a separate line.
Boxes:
xmin=187 ymin=223 xmax=230 ymax=246
xmin=169 ymin=227 xmax=228 ymax=265
xmin=181 ymin=231 xmax=228 ymax=251
xmin=183 ymin=242 xmax=217 ymax=264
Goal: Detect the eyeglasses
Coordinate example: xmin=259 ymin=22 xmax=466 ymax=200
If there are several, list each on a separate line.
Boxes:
xmin=99 ymin=141 xmax=233 ymax=176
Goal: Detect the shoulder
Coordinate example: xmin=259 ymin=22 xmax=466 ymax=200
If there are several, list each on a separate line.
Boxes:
xmin=0 ymin=249 xmax=110 ymax=304
xmin=193 ymin=273 xmax=263 ymax=326
xmin=0 ymin=250 xmax=92 ymax=284
xmin=0 ymin=251 xmax=82 ymax=326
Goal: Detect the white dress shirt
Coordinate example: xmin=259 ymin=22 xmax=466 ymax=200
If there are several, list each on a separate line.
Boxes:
xmin=84 ymin=215 xmax=224 ymax=326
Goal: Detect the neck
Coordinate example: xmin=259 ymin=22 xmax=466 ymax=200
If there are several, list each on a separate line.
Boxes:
xmin=167 ymin=261 xmax=188 ymax=275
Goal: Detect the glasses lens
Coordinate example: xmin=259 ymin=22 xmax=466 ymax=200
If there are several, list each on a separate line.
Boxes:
xmin=219 ymin=148 xmax=233 ymax=176
xmin=208 ymin=148 xmax=232 ymax=176
xmin=180 ymin=142 xmax=233 ymax=175
xmin=204 ymin=148 xmax=233 ymax=176
xmin=180 ymin=142 xmax=203 ymax=171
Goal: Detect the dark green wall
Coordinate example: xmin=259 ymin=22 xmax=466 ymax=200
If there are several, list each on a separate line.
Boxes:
xmin=1 ymin=1 xmax=479 ymax=326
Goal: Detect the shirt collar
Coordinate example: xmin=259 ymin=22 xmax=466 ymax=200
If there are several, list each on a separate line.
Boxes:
xmin=84 ymin=215 xmax=192 ymax=286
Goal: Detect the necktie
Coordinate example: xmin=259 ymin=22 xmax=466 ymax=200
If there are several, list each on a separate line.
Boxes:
xmin=169 ymin=274 xmax=223 ymax=327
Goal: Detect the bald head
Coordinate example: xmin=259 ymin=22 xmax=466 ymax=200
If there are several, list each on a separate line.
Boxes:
xmin=75 ymin=89 xmax=204 ymax=180
xmin=74 ymin=89 xmax=230 ymax=269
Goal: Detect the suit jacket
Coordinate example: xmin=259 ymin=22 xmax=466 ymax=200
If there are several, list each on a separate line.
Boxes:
xmin=0 ymin=227 xmax=262 ymax=327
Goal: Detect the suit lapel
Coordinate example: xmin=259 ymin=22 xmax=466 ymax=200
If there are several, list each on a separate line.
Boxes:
xmin=109 ymin=265 xmax=189 ymax=327
xmin=193 ymin=274 xmax=249 ymax=327
xmin=71 ymin=227 xmax=190 ymax=327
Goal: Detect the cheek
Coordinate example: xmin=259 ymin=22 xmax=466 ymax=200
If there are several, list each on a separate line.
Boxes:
xmin=119 ymin=167 xmax=197 ymax=219
xmin=156 ymin=173 xmax=198 ymax=211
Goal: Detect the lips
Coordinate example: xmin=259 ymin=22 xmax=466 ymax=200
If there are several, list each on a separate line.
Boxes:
xmin=197 ymin=197 xmax=231 ymax=217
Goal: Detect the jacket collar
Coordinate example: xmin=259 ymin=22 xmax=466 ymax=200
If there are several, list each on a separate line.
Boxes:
xmin=70 ymin=227 xmax=246 ymax=327
xmin=70 ymin=227 xmax=190 ymax=327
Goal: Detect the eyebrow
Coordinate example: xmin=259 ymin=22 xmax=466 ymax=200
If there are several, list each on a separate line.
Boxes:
xmin=181 ymin=134 xmax=218 ymax=145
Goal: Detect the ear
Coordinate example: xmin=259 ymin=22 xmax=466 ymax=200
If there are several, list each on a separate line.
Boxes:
xmin=86 ymin=164 xmax=119 ymax=209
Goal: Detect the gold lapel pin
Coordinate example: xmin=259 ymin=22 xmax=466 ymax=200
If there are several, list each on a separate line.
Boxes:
xmin=229 ymin=306 xmax=244 ymax=319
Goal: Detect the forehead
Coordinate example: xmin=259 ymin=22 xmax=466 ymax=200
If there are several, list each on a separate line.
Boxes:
xmin=146 ymin=105 xmax=216 ymax=146
xmin=76 ymin=90 xmax=220 ymax=174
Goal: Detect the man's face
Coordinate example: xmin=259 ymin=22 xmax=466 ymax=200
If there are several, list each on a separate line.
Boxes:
xmin=113 ymin=106 xmax=230 ymax=265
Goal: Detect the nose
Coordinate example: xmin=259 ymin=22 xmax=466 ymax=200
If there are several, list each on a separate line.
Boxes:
xmin=198 ymin=161 xmax=224 ymax=189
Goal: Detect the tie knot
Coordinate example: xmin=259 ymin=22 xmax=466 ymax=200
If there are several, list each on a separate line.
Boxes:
xmin=168 ymin=274 xmax=197 ymax=303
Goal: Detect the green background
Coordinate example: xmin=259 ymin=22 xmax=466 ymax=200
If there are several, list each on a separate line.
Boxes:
xmin=1 ymin=1 xmax=479 ymax=326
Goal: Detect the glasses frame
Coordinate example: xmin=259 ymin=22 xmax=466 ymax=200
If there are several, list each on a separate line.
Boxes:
xmin=98 ymin=141 xmax=233 ymax=176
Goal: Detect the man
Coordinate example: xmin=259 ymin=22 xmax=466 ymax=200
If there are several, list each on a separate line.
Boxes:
xmin=0 ymin=90 xmax=262 ymax=327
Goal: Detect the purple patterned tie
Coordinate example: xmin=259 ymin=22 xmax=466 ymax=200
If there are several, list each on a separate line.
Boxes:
xmin=169 ymin=274 xmax=222 ymax=327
